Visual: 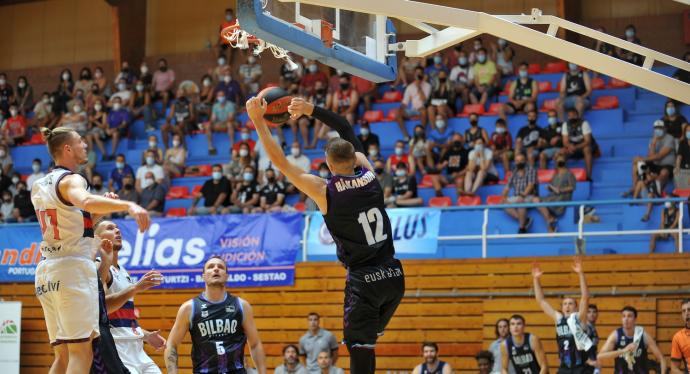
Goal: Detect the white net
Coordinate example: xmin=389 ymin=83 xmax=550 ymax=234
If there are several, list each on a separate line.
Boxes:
xmin=221 ymin=20 xmax=298 ymax=71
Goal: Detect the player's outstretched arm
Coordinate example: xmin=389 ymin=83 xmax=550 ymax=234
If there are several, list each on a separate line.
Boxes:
xmin=165 ymin=301 xmax=192 ymax=374
xmin=532 ymin=262 xmax=559 ymax=321
xmin=104 ymin=270 xmax=162 ymax=314
xmin=597 ymin=330 xmax=634 ymax=360
xmin=241 ymin=299 xmax=267 ymax=374
xmin=531 ymin=334 xmax=548 ymax=374
xmin=60 ymin=174 xmax=150 ymax=232
xmin=247 ymin=97 xmax=328 ymax=213
xmin=572 ymin=257 xmax=590 ymax=323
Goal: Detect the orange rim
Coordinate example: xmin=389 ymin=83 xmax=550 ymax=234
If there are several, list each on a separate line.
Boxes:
xmin=220 ymin=24 xmax=260 ymax=45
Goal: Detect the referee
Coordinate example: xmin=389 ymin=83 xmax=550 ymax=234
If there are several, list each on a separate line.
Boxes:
xmin=671 ymin=298 xmax=690 ymax=374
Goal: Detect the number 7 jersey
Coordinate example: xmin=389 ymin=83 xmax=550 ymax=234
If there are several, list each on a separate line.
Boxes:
xmin=30 ymin=167 xmax=96 ymax=259
xmin=324 ymin=166 xmax=395 ymax=268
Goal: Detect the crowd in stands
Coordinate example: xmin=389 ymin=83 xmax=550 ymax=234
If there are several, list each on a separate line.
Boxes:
xmin=0 ymin=12 xmax=687 ymax=241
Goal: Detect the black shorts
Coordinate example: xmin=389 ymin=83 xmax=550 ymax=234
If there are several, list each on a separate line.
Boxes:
xmin=91 ymin=324 xmax=130 ymax=374
xmin=557 ymin=366 xmax=588 ymax=374
xmin=343 ymin=258 xmax=405 ymax=348
xmin=648 ymin=163 xmax=674 ymax=179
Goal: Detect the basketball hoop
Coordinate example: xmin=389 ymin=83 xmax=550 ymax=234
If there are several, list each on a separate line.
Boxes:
xmin=220 ymin=20 xmax=298 ymax=71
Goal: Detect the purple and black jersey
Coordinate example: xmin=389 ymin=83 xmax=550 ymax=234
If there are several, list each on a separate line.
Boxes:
xmin=324 ymin=166 xmax=395 ymax=268
xmin=190 ymin=292 xmax=246 ymax=374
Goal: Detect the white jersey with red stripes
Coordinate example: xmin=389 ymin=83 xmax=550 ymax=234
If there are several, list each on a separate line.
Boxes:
xmin=107 ymin=264 xmax=144 ymax=341
xmin=30 ymin=166 xmax=96 ymax=259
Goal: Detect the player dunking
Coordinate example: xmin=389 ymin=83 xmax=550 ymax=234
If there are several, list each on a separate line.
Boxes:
xmin=246 ymin=96 xmax=405 ymax=374
xmin=165 ymin=256 xmax=267 ymax=374
xmin=31 ymin=127 xmax=150 ymax=374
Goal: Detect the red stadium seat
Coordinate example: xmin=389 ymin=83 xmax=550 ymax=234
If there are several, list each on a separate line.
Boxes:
xmin=500 ymin=81 xmax=512 ymax=95
xmin=293 ymin=201 xmax=306 ymax=212
xmin=487 ymin=102 xmax=502 ymax=115
xmin=385 ymin=108 xmax=400 ymax=121
xmin=428 ymin=196 xmax=452 ymax=207
xmin=166 ymin=186 xmax=190 ymax=199
xmin=592 ymin=95 xmax=619 ymax=110
xmin=500 ymin=171 xmax=513 ymax=184
xmin=419 ymin=174 xmax=434 ymax=188
xmin=537 ymin=169 xmax=555 ymax=184
xmin=541 ymin=99 xmax=558 ymax=112
xmin=186 ymin=164 xmax=212 ymax=177
xmin=27 ymin=133 xmax=45 ymax=145
xmin=166 ymin=207 xmax=187 ymax=217
xmin=245 ymin=120 xmax=255 ymax=130
xmin=486 ymin=195 xmax=504 ymax=205
xmin=457 ymin=195 xmax=481 ymax=206
xmin=20 ymin=174 xmax=28 ymax=182
xmin=460 ymin=104 xmax=485 ymax=117
xmin=591 ymin=77 xmax=605 ymax=90
xmin=673 ymin=188 xmax=690 ymax=198
xmin=608 ymin=78 xmax=631 ymax=88
xmin=543 ymin=61 xmax=567 ymax=73
xmin=363 ymin=110 xmax=384 ymax=123
xmin=537 ymin=81 xmax=552 ymax=92
xmin=571 ymin=168 xmax=587 ymax=181
xmin=191 ymin=185 xmax=203 ymax=197
xmin=380 ymin=90 xmax=403 ymax=103
xmin=311 ymin=158 xmax=325 ymax=171
xmin=527 ymin=63 xmax=542 ymax=75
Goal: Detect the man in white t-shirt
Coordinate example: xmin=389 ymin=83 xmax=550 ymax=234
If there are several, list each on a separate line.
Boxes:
xmin=26 ymin=158 xmax=45 ymax=191
xmin=284 ymin=142 xmax=311 ymax=195
xmin=395 ymin=66 xmax=431 ymax=141
xmin=239 ymin=55 xmax=263 ymax=96
xmin=465 ymin=137 xmax=499 ymax=194
xmin=449 ymin=50 xmax=474 ymax=106
xmin=560 ymin=107 xmax=595 ymax=180
xmin=109 ymin=78 xmax=133 ymax=107
xmin=136 ymin=149 xmax=165 ymax=191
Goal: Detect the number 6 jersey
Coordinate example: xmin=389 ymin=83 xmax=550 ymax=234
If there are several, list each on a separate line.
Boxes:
xmin=30 ymin=166 xmax=96 ymax=259
xmin=324 ymin=166 xmax=395 ymax=268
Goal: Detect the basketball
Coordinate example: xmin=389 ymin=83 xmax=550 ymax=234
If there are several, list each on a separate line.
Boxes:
xmin=257 ymin=86 xmax=292 ymax=126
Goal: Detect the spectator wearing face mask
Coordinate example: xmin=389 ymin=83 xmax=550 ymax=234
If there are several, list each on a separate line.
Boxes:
xmin=367 ymin=144 xmax=383 ymax=164
xmin=561 ymin=108 xmax=597 ymax=181
xmin=110 ymin=173 xmax=138 ymax=219
xmin=500 ymin=62 xmax=538 ymax=120
xmin=92 ymin=66 xmax=111 ymax=97
xmin=197 ymin=74 xmax=215 ymax=119
xmin=624 ymin=120 xmax=675 ymax=200
xmin=490 ymin=119 xmax=513 ymax=175
xmin=256 ymin=168 xmax=286 ymax=213
xmin=389 ymin=162 xmax=423 ymax=208
xmin=239 ymin=55 xmax=263 ymax=96
xmin=396 ymin=66 xmax=431 ymax=140
xmin=469 ymin=38 xmax=484 ymax=65
xmin=330 ymin=74 xmax=359 ymax=125
xmin=464 ymin=113 xmax=490 ymax=151
xmin=85 ymin=82 xmax=104 ymax=113
xmin=114 ymin=61 xmax=135 ymax=86
xmin=8 ymin=172 xmax=20 ymax=196
xmin=3 ymin=104 xmax=27 ymax=146
xmin=515 ymin=110 xmax=544 ymax=167
xmin=57 ymin=100 xmax=88 ymax=137
xmin=212 ymin=54 xmax=232 ymax=85
xmin=449 ymin=50 xmax=473 ymax=106
xmin=432 ymin=133 xmax=469 ymax=197
xmin=662 ymin=100 xmax=688 ymax=142
xmin=89 ymin=173 xmax=108 ymax=196
xmin=465 ymin=137 xmax=499 ymax=195
xmin=0 ymin=73 xmax=14 ymax=117
xmin=152 ymin=58 xmax=175 ymax=108
xmin=26 ymin=159 xmax=45 ymax=192
xmin=300 ymin=62 xmax=329 ymax=97
xmin=139 ymin=171 xmax=165 ymax=216
xmin=190 ymin=164 xmax=232 ymax=216
xmin=395 ymin=56 xmax=424 ymax=86
xmin=650 ymin=201 xmax=680 ymax=253
xmin=109 ymin=154 xmax=135 ymax=192
xmin=225 ymin=142 xmax=256 ymax=184
xmin=141 ymin=134 xmax=164 ymax=165
xmin=138 ymin=62 xmax=153 ymax=87
xmin=357 ymin=122 xmax=380 ymax=152
xmin=372 ymin=159 xmax=394 ymax=203
xmin=675 ymin=124 xmax=690 ymax=190
xmin=470 ymin=48 xmax=499 ymax=107
xmin=491 ymin=38 xmax=515 ymax=77
xmin=0 ymin=190 xmax=14 ymax=223
xmin=232 ymin=127 xmax=257 ymax=156
xmin=386 ymin=140 xmax=416 ymax=176
xmin=541 ymin=154 xmax=576 ymax=219
xmin=618 ymin=24 xmax=643 ymax=66
xmin=205 ymin=90 xmax=237 ymax=155
xmin=73 ymin=67 xmax=93 ymax=98
xmin=539 ymin=110 xmax=564 ymax=169
xmin=103 ymin=96 xmax=131 ymax=160
xmin=66 ymin=88 xmax=87 ymax=116
xmin=425 ymin=53 xmax=449 ymax=83
xmin=109 ymin=77 xmax=132 ymax=107
xmin=409 ymin=125 xmax=430 ymax=174
xmin=428 ymin=70 xmax=455 ymax=124
xmin=33 ymin=92 xmax=57 ymax=129
xmin=163 ymin=134 xmax=187 ymax=177
xmin=0 ymin=144 xmax=13 ymax=176
xmin=214 ymin=70 xmax=243 ymax=106
xmin=231 ymin=166 xmax=260 ymax=214
xmin=162 ymin=89 xmax=196 ymax=150
xmin=130 ymin=79 xmax=154 ymax=131
xmin=136 ymin=150 xmax=165 ymax=192
xmin=426 ymin=116 xmax=455 ymax=168
xmin=284 ymin=141 xmax=310 ymax=195
xmin=556 ymin=63 xmax=591 ymax=121
xmin=218 ymin=8 xmax=236 ymax=59
xmin=11 ymin=181 xmax=35 ymax=222
xmin=15 ymin=76 xmax=33 ymax=116
xmin=55 ymin=68 xmax=74 ymax=113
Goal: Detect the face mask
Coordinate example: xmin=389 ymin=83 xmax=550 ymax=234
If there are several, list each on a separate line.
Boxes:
xmin=11 ymin=177 xmax=19 ymax=184
xmin=667 ymin=107 xmax=676 ymax=116
xmin=116 ymin=161 xmax=124 ymax=169
xmin=548 ymin=117 xmax=557 ymax=126
xmin=625 ymin=29 xmax=635 ymax=38
xmin=516 ymin=162 xmax=526 ymax=170
xmin=73 ymin=105 xmax=82 ymax=113
xmin=528 ymin=119 xmax=537 ymax=125
xmin=2 ymin=196 xmax=10 ymax=203
xmin=18 ymin=81 xmax=25 ymax=88
xmin=309 ymin=64 xmax=318 ymax=73
xmin=266 ymin=175 xmax=276 ymax=183
xmin=136 ymin=84 xmax=144 ymax=92
xmin=474 ymin=43 xmax=481 ymax=51
xmin=9 ymin=109 xmax=17 ymax=117
xmin=93 ymin=183 xmax=103 ymax=190
xmin=0 ymin=79 xmax=5 ymax=85
xmin=239 ymin=149 xmax=249 ymax=157
xmin=686 ymin=131 xmax=690 ymax=140
xmin=395 ymin=169 xmax=407 ymax=177
xmin=433 ymin=56 xmax=442 ymax=65
xmin=415 ymin=130 xmax=424 ymax=137
xmin=223 ymin=75 xmax=231 ymax=83
xmin=212 ymin=171 xmax=222 ymax=180
xmin=436 ymin=120 xmax=446 ymax=129
xmin=496 ymin=127 xmax=506 ymax=134
xmin=243 ymin=172 xmax=254 ymax=181
xmin=319 ymin=170 xmax=330 ymax=179
xmin=226 ymin=14 xmax=233 ymax=21
xmin=203 ymin=79 xmax=212 ymax=87
xmin=146 ymin=156 xmax=155 ymax=166
xmin=470 ymin=120 xmax=478 ymax=126
xmin=123 ymin=183 xmax=133 ymax=190
xmin=340 ymin=83 xmax=349 ymax=90
xmin=654 ymin=128 xmax=664 ymax=137
xmin=458 ymin=57 xmax=468 ymax=66
xmin=62 ymin=73 xmax=70 ymax=81
xmin=118 ymin=83 xmax=126 ymax=91
xmin=416 ymin=74 xmax=424 ymax=80
xmin=0 ymin=150 xmax=5 ymax=158
xmin=360 ymin=128 xmax=369 ymax=136
xmin=665 ymin=202 xmax=673 ymax=209
xmin=42 ymin=97 xmax=50 ymax=104
xmin=248 ymin=56 xmax=256 ymax=64
xmin=141 ymin=178 xmax=154 ymax=189
xmin=32 ymin=164 xmax=40 ymax=173
xmin=394 ymin=147 xmax=403 ymax=156
xmin=316 ymin=88 xmax=326 ymax=95
xmin=368 ymin=149 xmax=378 ymax=157
xmin=94 ymin=104 xmax=103 ymax=112
xmin=474 ymin=144 xmax=484 ymax=152
xmin=518 ymin=70 xmax=528 ymax=79
xmin=94 ymin=71 xmax=102 ymax=78
xmin=477 ymin=54 xmax=487 ymax=63
xmin=217 ymin=96 xmax=226 ymax=103
xmin=439 ymin=77 xmax=447 ymax=83
xmin=336 ymin=69 xmax=343 ymax=76
xmin=453 ymin=141 xmax=463 ymax=148
xmin=148 ymin=141 xmax=157 ymax=149
xmin=568 ymin=63 xmax=578 ymax=72
xmin=172 ymin=140 xmax=180 ymax=147
xmin=159 ymin=65 xmax=168 ymax=72
xmin=140 ymin=66 xmax=148 ymax=74
xmin=241 ymin=133 xmax=250 ymax=141
xmin=556 ymin=160 xmax=566 ymax=168
xmin=498 ymin=38 xmax=507 ymax=46
xmin=290 ymin=147 xmax=300 ymax=157
xmin=218 ymin=57 xmax=226 ymax=66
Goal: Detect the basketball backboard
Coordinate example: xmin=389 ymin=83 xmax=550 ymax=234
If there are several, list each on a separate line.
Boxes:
xmin=236 ymin=0 xmax=397 ymax=83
